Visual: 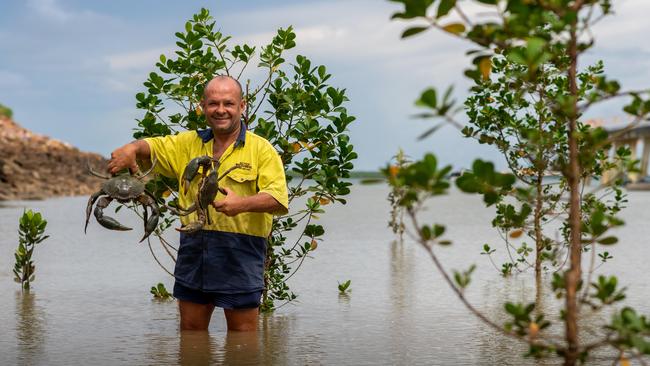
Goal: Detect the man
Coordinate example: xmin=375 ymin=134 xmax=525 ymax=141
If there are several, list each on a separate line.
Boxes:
xmin=108 ymin=76 xmax=288 ymax=331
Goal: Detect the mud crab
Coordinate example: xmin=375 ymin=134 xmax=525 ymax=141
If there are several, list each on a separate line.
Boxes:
xmin=169 ymin=156 xmax=249 ymax=233
xmin=85 ymin=159 xmax=160 ymax=242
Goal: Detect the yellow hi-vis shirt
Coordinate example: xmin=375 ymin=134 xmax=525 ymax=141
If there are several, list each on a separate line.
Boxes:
xmin=144 ymin=126 xmax=288 ymax=238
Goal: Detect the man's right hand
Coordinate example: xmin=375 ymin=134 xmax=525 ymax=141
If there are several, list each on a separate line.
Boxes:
xmin=107 ymin=143 xmax=140 ymax=175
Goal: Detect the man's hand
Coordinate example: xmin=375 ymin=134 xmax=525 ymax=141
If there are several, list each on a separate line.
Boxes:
xmin=212 ymin=187 xmax=244 ymax=216
xmin=107 ymin=140 xmax=150 ymax=175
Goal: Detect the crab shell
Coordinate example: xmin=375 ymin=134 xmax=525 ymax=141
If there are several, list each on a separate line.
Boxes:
xmin=101 ymin=175 xmax=146 ymax=202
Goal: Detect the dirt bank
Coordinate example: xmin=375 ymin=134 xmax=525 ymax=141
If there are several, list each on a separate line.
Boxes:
xmin=0 ymin=116 xmax=107 ymax=200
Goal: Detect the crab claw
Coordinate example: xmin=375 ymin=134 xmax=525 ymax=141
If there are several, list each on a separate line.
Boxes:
xmin=139 ymin=216 xmax=158 ymax=242
xmin=85 ymin=191 xmax=103 ymax=233
xmin=139 ymin=193 xmax=160 ymax=243
xmin=175 ymin=220 xmax=204 ymax=234
xmin=174 ymin=203 xmax=207 ymax=234
xmin=94 ymin=197 xmax=132 ymax=231
xmin=165 ymin=202 xmax=196 ymax=216
xmin=181 ymin=156 xmax=214 ymax=194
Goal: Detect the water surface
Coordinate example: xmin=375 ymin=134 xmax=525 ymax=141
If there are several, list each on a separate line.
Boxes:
xmin=1 ymin=184 xmax=649 ymax=365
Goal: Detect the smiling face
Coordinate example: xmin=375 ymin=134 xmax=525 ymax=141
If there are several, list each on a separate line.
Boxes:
xmin=201 ymin=77 xmax=245 ymax=136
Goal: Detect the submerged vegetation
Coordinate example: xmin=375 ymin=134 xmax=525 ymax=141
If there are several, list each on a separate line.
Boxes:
xmin=388 ymin=0 xmax=650 ymax=364
xmin=150 ymin=283 xmax=173 ymax=300
xmin=337 ymin=279 xmax=352 ymax=294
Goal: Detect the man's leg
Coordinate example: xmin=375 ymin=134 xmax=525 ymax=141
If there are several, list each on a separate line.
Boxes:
xmin=224 ymin=308 xmax=258 ymax=331
xmin=179 ymin=300 xmax=215 ymax=331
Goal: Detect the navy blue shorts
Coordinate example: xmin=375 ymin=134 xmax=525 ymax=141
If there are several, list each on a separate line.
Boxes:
xmin=173 ymin=282 xmax=262 ymax=309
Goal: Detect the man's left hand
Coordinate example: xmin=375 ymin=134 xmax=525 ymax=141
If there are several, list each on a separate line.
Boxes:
xmin=212 ymin=187 xmax=243 ymax=216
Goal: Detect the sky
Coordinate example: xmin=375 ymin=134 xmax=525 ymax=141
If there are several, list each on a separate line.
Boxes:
xmin=1 ymin=0 xmax=649 ymax=171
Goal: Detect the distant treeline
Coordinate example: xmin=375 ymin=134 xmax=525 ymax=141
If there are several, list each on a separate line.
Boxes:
xmin=348 ymin=171 xmax=383 ymax=179
xmin=287 ymin=170 xmax=383 ymax=179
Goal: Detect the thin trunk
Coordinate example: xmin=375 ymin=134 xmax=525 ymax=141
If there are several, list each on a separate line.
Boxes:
xmin=535 ymin=269 xmax=544 ymax=316
xmin=262 ymin=234 xmax=273 ymax=312
xmin=534 ymin=170 xmax=544 ymax=279
xmin=535 ymin=86 xmax=546 ymax=291
xmin=564 ymin=19 xmax=582 ymax=366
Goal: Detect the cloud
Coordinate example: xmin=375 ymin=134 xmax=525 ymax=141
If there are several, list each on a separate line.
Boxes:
xmin=592 ymin=0 xmax=650 ymax=52
xmin=106 ymin=47 xmax=172 ymax=71
xmin=100 ymin=1 xmax=468 ymax=96
xmin=8 ymin=0 xmax=650 ymax=169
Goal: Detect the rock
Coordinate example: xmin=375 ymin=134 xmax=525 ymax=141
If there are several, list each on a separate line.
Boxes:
xmin=0 ymin=116 xmax=108 ymax=201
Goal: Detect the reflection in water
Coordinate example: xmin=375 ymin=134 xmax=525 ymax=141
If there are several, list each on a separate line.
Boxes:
xmin=337 ymin=292 xmax=351 ymax=307
xmin=388 ymin=240 xmax=416 ymax=365
xmin=222 ymin=330 xmax=260 ymax=365
xmin=260 ymin=314 xmax=289 ymax=365
xmin=477 ymin=276 xmax=554 ymax=365
xmin=475 ymin=274 xmax=623 ymax=365
xmin=144 ymin=301 xmax=179 ymax=365
xmin=16 ymin=291 xmax=46 ymax=366
xmin=178 ymin=331 xmax=216 ymax=366
xmin=173 ymin=314 xmax=324 ymax=365
xmin=258 ymin=313 xmax=326 ymax=364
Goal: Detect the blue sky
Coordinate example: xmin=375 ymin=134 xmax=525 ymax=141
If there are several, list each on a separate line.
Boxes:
xmin=1 ymin=0 xmax=649 ymax=171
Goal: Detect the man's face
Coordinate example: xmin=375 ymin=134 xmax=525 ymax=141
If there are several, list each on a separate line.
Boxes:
xmin=201 ymin=80 xmax=245 ymax=136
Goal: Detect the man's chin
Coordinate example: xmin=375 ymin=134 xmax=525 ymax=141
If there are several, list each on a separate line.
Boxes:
xmin=210 ymin=118 xmax=230 ymax=125
xmin=209 ymin=120 xmax=239 ymax=135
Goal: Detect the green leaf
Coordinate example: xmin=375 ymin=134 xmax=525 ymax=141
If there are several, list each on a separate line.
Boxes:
xmin=433 ymin=224 xmax=445 ymax=237
xmin=402 ymin=26 xmax=430 ymax=38
xmin=437 ymin=0 xmax=456 ymax=18
xmin=416 ymin=88 xmax=437 ymax=108
xmin=421 ymin=225 xmax=432 ymax=240
xmin=597 ymin=236 xmax=618 ymax=245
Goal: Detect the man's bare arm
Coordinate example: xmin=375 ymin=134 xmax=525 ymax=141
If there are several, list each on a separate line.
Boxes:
xmin=107 ymin=140 xmax=151 ymax=175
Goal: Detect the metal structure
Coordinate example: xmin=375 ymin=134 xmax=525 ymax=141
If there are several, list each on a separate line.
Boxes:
xmin=603 ymin=121 xmax=650 ymax=187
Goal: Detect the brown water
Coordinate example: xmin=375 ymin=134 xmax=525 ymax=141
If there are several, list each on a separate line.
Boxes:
xmin=1 ymin=184 xmax=649 ymax=365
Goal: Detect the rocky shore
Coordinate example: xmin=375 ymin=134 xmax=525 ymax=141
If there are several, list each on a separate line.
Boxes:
xmin=0 ymin=116 xmax=107 ymax=201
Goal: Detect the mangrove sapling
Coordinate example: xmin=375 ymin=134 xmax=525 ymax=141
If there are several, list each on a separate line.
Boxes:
xmin=387 ymin=149 xmax=411 ymax=242
xmin=389 ymin=0 xmax=650 ymax=364
xmin=416 ymin=51 xmax=632 ymax=280
xmin=338 ymin=280 xmax=351 ymax=295
xmin=13 ymin=209 xmax=49 ymax=292
xmin=150 ymin=283 xmax=173 ymax=300
xmin=128 ymin=8 xmax=356 ymax=312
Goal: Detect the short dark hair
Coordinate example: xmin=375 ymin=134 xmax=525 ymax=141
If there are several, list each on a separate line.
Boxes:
xmin=204 ymin=75 xmax=243 ymax=100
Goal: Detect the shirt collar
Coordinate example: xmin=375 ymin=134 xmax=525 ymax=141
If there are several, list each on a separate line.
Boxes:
xmin=196 ymin=120 xmax=247 ymax=147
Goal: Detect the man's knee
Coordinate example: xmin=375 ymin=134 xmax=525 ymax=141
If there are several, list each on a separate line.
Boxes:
xmin=181 ymin=317 xmax=210 ymax=331
xmin=179 ymin=300 xmax=215 ymax=331
xmin=224 ymin=308 xmax=259 ymax=331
